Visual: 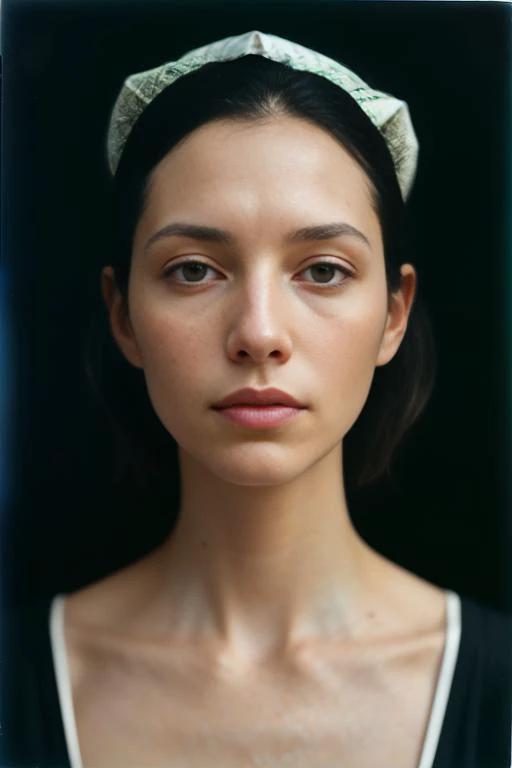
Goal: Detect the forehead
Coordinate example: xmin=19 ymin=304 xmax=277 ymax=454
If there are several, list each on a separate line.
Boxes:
xmin=137 ymin=116 xmax=382 ymax=251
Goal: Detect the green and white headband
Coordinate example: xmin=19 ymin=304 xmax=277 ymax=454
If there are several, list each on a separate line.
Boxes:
xmin=107 ymin=30 xmax=419 ymax=200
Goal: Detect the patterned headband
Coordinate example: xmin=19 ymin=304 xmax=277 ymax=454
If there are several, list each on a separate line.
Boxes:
xmin=107 ymin=30 xmax=419 ymax=200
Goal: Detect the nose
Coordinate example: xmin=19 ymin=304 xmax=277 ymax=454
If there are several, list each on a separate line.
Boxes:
xmin=225 ymin=272 xmax=293 ymax=365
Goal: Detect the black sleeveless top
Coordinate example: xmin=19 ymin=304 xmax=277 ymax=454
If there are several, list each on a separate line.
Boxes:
xmin=1 ymin=593 xmax=512 ymax=768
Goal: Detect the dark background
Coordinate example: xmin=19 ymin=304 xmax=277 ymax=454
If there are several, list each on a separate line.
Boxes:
xmin=1 ymin=0 xmax=511 ymax=612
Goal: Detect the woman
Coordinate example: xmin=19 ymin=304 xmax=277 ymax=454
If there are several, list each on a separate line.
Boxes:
xmin=3 ymin=30 xmax=511 ymax=768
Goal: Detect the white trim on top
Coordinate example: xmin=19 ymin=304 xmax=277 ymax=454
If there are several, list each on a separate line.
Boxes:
xmin=417 ymin=590 xmax=461 ymax=768
xmin=49 ymin=594 xmax=84 ymax=768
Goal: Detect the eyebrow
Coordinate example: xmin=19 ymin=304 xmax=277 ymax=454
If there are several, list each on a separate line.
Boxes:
xmin=144 ymin=221 xmax=371 ymax=251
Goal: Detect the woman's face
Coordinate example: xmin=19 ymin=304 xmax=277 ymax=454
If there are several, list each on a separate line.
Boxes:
xmin=103 ymin=115 xmax=415 ymax=486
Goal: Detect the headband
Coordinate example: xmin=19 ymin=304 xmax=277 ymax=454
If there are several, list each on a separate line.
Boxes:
xmin=107 ymin=30 xmax=419 ymax=200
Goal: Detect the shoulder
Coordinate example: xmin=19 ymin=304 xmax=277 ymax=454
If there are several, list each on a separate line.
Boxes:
xmin=1 ymin=596 xmax=64 ymax=762
xmin=62 ymin=554 xmax=162 ymax=687
xmin=64 ymin=550 xmax=158 ymax=632
xmin=1 ymin=596 xmax=64 ymax=701
xmin=360 ymin=546 xmax=448 ymax=637
xmin=1 ymin=596 xmax=55 ymax=658
xmin=458 ymin=593 xmax=512 ymax=625
xmin=456 ymin=594 xmax=512 ymax=670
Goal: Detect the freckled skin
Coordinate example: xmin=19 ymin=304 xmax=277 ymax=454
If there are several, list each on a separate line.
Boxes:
xmin=67 ymin=116 xmax=447 ymax=767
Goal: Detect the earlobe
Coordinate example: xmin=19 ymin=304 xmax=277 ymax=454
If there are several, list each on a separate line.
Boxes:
xmin=100 ymin=266 xmax=144 ymax=370
xmin=375 ymin=265 xmax=417 ymax=368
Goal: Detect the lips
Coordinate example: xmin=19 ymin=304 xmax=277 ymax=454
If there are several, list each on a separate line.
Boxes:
xmin=212 ymin=387 xmax=305 ymax=410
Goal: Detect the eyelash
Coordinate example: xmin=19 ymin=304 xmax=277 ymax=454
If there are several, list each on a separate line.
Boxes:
xmin=163 ymin=259 xmax=353 ymax=287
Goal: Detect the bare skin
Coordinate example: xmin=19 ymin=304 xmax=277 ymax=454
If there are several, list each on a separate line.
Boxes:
xmin=64 ymin=115 xmax=447 ymax=767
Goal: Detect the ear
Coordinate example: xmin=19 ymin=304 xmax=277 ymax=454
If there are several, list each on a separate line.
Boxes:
xmin=376 ymin=264 xmax=417 ymax=367
xmin=100 ymin=266 xmax=144 ymax=370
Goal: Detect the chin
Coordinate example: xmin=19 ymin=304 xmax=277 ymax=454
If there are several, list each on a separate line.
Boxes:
xmin=191 ymin=443 xmax=315 ymax=487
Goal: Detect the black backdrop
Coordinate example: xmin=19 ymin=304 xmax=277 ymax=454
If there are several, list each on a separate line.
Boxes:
xmin=2 ymin=0 xmax=511 ymax=612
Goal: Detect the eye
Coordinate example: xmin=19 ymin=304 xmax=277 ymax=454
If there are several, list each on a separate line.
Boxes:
xmin=163 ymin=260 xmax=221 ymax=284
xmin=298 ymin=261 xmax=352 ymax=286
xmin=163 ymin=258 xmax=352 ymax=287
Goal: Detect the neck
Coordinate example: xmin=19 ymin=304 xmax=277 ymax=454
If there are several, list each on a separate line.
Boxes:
xmin=147 ymin=443 xmax=377 ymax=661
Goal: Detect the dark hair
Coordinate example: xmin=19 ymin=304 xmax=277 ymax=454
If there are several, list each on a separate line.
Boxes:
xmin=84 ymin=54 xmax=436 ymax=527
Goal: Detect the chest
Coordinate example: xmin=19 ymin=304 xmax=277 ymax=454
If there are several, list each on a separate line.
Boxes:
xmin=70 ymin=634 xmax=445 ymax=768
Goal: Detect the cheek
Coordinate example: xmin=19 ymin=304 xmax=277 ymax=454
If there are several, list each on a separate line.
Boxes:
xmin=308 ymin=302 xmax=387 ymax=433
xmin=129 ymin=303 xmax=220 ymax=441
xmin=138 ymin=313 xmax=215 ymax=386
xmin=306 ymin=288 xmax=386 ymax=374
